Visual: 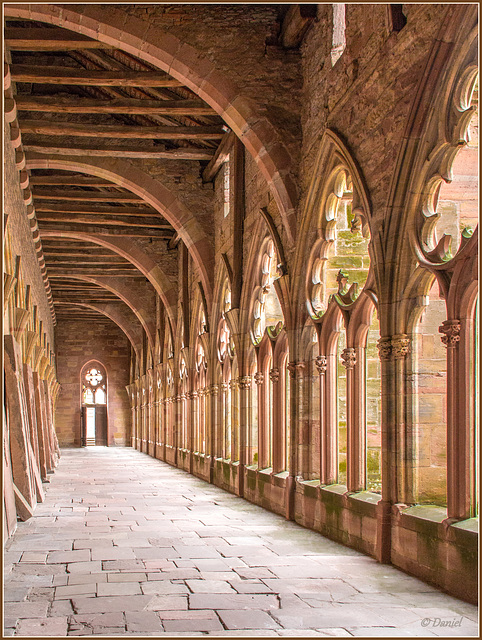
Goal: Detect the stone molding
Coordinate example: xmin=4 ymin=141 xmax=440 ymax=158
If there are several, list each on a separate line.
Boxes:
xmin=341 ymin=348 xmax=356 ymax=369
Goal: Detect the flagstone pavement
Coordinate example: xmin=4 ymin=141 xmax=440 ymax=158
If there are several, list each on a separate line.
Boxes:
xmin=4 ymin=447 xmax=478 ymax=637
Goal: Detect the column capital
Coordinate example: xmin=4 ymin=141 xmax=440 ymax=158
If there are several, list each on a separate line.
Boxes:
xmin=254 ymin=372 xmax=264 ymax=385
xmin=287 ymin=361 xmax=305 ymax=379
xmin=377 ymin=334 xmax=411 ymax=360
xmin=341 ymin=348 xmax=356 ymax=369
xmin=315 ymin=355 xmax=327 ymax=375
xmin=439 ymin=319 xmax=461 ymax=348
xmin=238 ymin=376 xmax=252 ymax=390
xmin=391 ymin=334 xmax=411 ymax=359
xmin=269 ymin=368 xmax=280 ymax=383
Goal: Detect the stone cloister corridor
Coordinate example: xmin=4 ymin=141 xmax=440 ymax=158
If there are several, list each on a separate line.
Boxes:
xmin=4 ymin=447 xmax=478 ymax=637
xmin=3 ymin=3 xmax=479 ymax=636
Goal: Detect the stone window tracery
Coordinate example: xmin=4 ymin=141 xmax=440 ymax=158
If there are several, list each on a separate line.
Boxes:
xmin=251 ymin=239 xmax=284 ymax=345
xmin=82 ymin=365 xmax=106 ymax=405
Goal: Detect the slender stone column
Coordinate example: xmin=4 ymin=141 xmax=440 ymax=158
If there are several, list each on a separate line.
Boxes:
xmin=322 ymin=354 xmax=338 ymax=485
xmin=237 ymin=375 xmax=251 ymax=497
xmin=269 ymin=368 xmax=283 ymax=473
xmin=286 ymin=361 xmax=305 ymax=519
xmin=341 ymin=347 xmax=365 ymax=492
xmin=208 ymin=384 xmax=219 ymax=482
xmin=439 ymin=319 xmax=472 ymax=519
xmin=254 ymin=372 xmax=267 ymax=468
xmin=315 ymin=355 xmax=327 ymax=483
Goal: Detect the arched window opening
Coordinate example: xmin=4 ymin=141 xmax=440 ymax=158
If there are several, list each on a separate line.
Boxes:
xmin=366 ymin=310 xmax=382 ymax=493
xmin=414 ymin=279 xmax=447 ymax=506
xmin=308 ymin=169 xmax=371 ymax=319
xmin=252 ymin=240 xmax=284 ymax=345
xmin=81 ymin=362 xmax=108 ymax=446
xmin=433 ymin=78 xmax=478 ymax=256
xmin=331 ymin=3 xmax=346 ymax=66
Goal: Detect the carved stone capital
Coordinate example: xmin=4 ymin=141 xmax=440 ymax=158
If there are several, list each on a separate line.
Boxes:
xmin=391 ymin=334 xmax=411 ymax=359
xmin=220 ymin=382 xmax=229 ymax=393
xmin=439 ymin=320 xmax=461 ymax=348
xmin=228 ymin=380 xmax=237 ymax=391
xmin=254 ymin=372 xmax=264 ymax=385
xmin=210 ymin=384 xmax=219 ymax=396
xmin=287 ymin=361 xmax=306 ymax=379
xmin=191 ymin=390 xmax=199 ymax=399
xmin=377 ymin=337 xmax=392 ymax=361
xmin=341 ymin=348 xmax=356 ymax=369
xmin=238 ymin=376 xmax=252 ymax=390
xmin=269 ymin=368 xmax=280 ymax=384
xmin=315 ymin=355 xmax=327 ymax=375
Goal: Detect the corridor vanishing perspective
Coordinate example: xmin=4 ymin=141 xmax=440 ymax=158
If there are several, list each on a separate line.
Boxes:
xmin=4 ymin=447 xmax=479 ymax=636
xmin=3 ymin=2 xmax=479 ymax=628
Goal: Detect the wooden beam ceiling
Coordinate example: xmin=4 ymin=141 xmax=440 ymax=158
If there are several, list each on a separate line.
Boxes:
xmin=11 ymin=65 xmax=185 ymax=87
xmin=16 ymin=97 xmax=217 ymax=116
xmin=20 ymin=120 xmax=225 ymax=140
xmin=6 ymin=19 xmax=227 ymax=325
xmin=5 ymin=28 xmax=116 ymax=51
xmin=24 ymin=142 xmax=215 ymax=160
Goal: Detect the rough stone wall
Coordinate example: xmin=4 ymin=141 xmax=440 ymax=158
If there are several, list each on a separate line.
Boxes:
xmin=299 ymin=4 xmax=448 ymax=226
xmin=55 ymin=320 xmax=131 ymax=447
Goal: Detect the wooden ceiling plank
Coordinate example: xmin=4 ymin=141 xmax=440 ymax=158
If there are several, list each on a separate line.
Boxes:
xmin=16 ymin=96 xmax=217 ymax=115
xmin=20 ymin=120 xmax=225 ymax=140
xmin=11 ymin=64 xmax=184 ymax=87
xmin=25 ymin=142 xmax=214 ymax=160
xmin=32 ymin=189 xmax=142 ymax=203
xmin=29 ymin=176 xmax=115 ymax=187
xmin=36 ymin=214 xmax=172 ymax=228
xmin=34 ymin=203 xmax=157 ymax=216
xmin=5 ymin=28 xmax=115 ymax=51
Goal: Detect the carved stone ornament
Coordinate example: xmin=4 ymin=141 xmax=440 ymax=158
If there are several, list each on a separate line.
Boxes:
xmin=210 ymin=384 xmax=220 ymax=396
xmin=341 ymin=348 xmax=356 ymax=369
xmin=254 ymin=372 xmax=264 ymax=385
xmin=287 ymin=361 xmax=306 ymax=379
xmin=269 ymin=368 xmax=280 ymax=383
xmin=391 ymin=334 xmax=411 ymax=359
xmin=228 ymin=380 xmax=237 ymax=391
xmin=377 ymin=337 xmax=392 ymax=360
xmin=220 ymin=382 xmax=229 ymax=393
xmin=315 ymin=355 xmax=327 ymax=375
xmin=238 ymin=376 xmax=252 ymax=390
xmin=439 ymin=320 xmax=461 ymax=348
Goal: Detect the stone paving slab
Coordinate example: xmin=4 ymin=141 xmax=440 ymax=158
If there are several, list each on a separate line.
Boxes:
xmin=4 ymin=447 xmax=478 ymax=637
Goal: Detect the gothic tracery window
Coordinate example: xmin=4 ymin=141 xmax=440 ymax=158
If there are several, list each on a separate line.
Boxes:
xmin=82 ymin=365 xmax=106 ymax=405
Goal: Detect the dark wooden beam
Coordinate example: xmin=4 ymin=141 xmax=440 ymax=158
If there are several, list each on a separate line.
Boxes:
xmin=11 ymin=65 xmax=184 ymax=87
xmin=36 ymin=214 xmax=171 ymax=228
xmin=34 ymin=203 xmax=163 ymax=218
xmin=39 ymin=223 xmax=173 ymax=238
xmin=32 ymin=190 xmax=142 ymax=203
xmin=5 ymin=28 xmax=115 ymax=51
xmin=202 ymin=131 xmax=234 ymax=182
xmin=25 ymin=142 xmax=214 ymax=160
xmin=29 ymin=176 xmax=115 ymax=187
xmin=16 ymin=96 xmax=217 ymax=115
xmin=20 ymin=120 xmax=224 ymax=140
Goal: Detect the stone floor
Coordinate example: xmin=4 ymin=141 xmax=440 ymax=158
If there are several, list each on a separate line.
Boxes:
xmin=3 ymin=447 xmax=478 ymax=637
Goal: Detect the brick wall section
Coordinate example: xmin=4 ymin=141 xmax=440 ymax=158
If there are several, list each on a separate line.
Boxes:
xmin=4 ymin=121 xmax=54 ymax=345
xmin=55 ymin=319 xmax=131 ymax=447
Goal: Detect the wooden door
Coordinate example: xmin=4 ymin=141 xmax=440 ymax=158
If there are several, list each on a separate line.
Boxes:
xmin=95 ymin=405 xmax=108 ymax=446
